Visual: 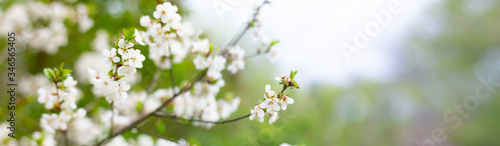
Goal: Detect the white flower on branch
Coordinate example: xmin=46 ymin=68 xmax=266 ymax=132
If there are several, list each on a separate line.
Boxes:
xmin=153 ymin=2 xmax=182 ymax=30
xmin=192 ymin=39 xmax=210 ymax=54
xmin=260 ymin=97 xmax=281 ymax=112
xmin=268 ymin=46 xmax=281 ymax=62
xmin=118 ymin=39 xmax=134 ymax=52
xmin=268 ymin=111 xmax=279 ymax=124
xmin=40 ymin=112 xmax=71 ymax=134
xmin=99 ymin=109 xmax=132 ymax=129
xmin=227 ymin=46 xmax=246 ymax=74
xmin=122 ymin=49 xmax=146 ymax=68
xmin=37 ymin=88 xmax=57 ymax=110
xmin=137 ymin=134 xmax=154 ymax=146
xmin=207 ymin=56 xmax=227 ymax=80
xmin=88 ymin=69 xmax=131 ymax=103
xmin=135 ymin=29 xmax=146 ymax=45
xmin=102 ymin=48 xmax=120 ymax=68
xmin=280 ymin=95 xmax=294 ymax=110
xmin=250 ymin=77 xmax=299 ymax=124
xmin=193 ymin=55 xmax=209 ymax=70
xmin=140 ymin=16 xmax=152 ymax=28
xmin=249 ymin=106 xmax=265 ymax=123
xmin=218 ymin=97 xmax=241 ymax=119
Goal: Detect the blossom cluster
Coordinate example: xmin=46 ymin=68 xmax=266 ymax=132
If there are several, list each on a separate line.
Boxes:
xmin=89 ymin=33 xmax=145 ymax=105
xmin=34 ymin=66 xmax=101 ymax=145
xmin=136 ymin=2 xmax=243 ymax=129
xmin=250 ymin=71 xmax=299 ymax=124
xmin=0 ymin=1 xmax=93 ymax=54
xmin=138 ymin=2 xmax=195 ymax=69
xmin=1 ymin=1 xmax=292 ymax=145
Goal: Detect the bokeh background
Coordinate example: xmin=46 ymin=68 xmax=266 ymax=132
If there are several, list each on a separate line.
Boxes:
xmin=1 ymin=0 xmax=500 ymax=145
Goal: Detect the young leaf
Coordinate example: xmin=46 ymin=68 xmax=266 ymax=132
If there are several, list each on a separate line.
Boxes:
xmin=290 ymin=70 xmax=297 ymax=79
xmin=43 ymin=68 xmax=56 ymax=81
xmin=155 ymin=120 xmax=166 ymax=133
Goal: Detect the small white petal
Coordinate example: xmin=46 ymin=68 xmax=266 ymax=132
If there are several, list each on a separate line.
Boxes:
xmin=265 ymin=84 xmax=271 ymax=92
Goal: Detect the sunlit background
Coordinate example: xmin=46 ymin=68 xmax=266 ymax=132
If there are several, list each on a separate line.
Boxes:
xmin=1 ymin=0 xmax=500 ymax=145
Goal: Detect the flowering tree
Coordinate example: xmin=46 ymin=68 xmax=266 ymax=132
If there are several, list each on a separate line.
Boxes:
xmin=1 ymin=0 xmax=300 ymax=145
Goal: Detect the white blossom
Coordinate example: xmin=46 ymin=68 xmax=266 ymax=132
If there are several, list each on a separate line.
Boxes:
xmin=93 ymin=30 xmax=110 ymax=52
xmin=37 ymin=88 xmax=57 ymax=110
xmin=118 ymin=62 xmax=138 ymax=74
xmin=268 ymin=111 xmax=279 ymax=124
xmin=156 ymin=138 xmax=178 ymax=146
xmin=137 ymin=135 xmax=154 ymax=146
xmin=152 ymin=2 xmax=182 ymax=30
xmin=260 ymin=97 xmax=281 ymax=112
xmin=280 ymin=143 xmax=294 ymax=146
xmin=193 ymin=55 xmax=209 ymax=70
xmin=268 ymin=46 xmax=281 ymax=62
xmin=135 ymin=29 xmax=146 ymax=45
xmin=280 ymin=95 xmax=294 ymax=110
xmin=40 ymin=113 xmax=71 ymax=134
xmin=102 ymin=48 xmax=120 ymax=67
xmin=122 ymin=49 xmax=146 ymax=68
xmin=249 ymin=106 xmax=265 ymax=123
xmin=118 ymin=39 xmax=134 ymax=51
xmin=104 ymin=136 xmax=128 ymax=146
xmin=218 ymin=97 xmax=240 ymax=119
xmin=140 ymin=15 xmax=152 ymax=28
xmin=68 ymin=117 xmax=101 ymax=145
xmin=192 ymin=39 xmax=210 ymax=54
xmin=227 ymin=46 xmax=245 ymax=74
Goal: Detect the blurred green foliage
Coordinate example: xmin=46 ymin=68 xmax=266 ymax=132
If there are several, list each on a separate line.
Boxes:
xmin=1 ymin=0 xmax=500 ymax=145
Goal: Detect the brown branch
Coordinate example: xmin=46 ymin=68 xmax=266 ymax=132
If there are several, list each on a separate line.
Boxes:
xmin=93 ymin=70 xmax=207 ymax=146
xmin=94 ymin=1 xmax=274 ymax=145
xmin=140 ymin=61 xmax=163 ymax=113
xmin=155 ymin=113 xmax=252 ymax=125
xmin=109 ymin=102 xmax=115 ymax=136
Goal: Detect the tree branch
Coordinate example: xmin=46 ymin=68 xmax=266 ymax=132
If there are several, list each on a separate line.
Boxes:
xmin=140 ymin=61 xmax=164 ymax=113
xmin=109 ymin=101 xmax=115 ymax=136
xmin=155 ymin=113 xmax=252 ymax=125
xmin=93 ymin=70 xmax=207 ymax=146
xmin=221 ymin=0 xmax=270 ymax=55
xmin=94 ymin=1 xmax=273 ymax=145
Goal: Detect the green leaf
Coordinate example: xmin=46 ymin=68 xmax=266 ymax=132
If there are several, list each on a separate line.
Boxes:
xmin=270 ymin=40 xmax=280 ymax=47
xmin=43 ymin=68 xmax=55 ymax=81
xmin=156 ymin=120 xmax=166 ymax=133
xmin=136 ymin=102 xmax=143 ymax=112
xmin=108 ymin=69 xmax=115 ymax=77
xmin=290 ymin=70 xmax=297 ymax=79
xmin=123 ymin=28 xmax=136 ymax=41
xmin=62 ymin=69 xmax=73 ymax=76
xmin=59 ymin=63 xmax=64 ymax=71
xmin=188 ymin=138 xmax=200 ymax=146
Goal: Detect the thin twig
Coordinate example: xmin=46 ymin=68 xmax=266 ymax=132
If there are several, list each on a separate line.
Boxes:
xmin=94 ymin=1 xmax=272 ymax=145
xmin=140 ymin=62 xmax=163 ymax=113
xmin=84 ymin=97 xmax=102 ymax=111
xmin=155 ymin=113 xmax=252 ymax=125
xmin=147 ymin=64 xmax=163 ymax=95
xmin=221 ymin=0 xmax=270 ymax=55
xmin=93 ymin=70 xmax=207 ymax=146
xmin=62 ymin=130 xmax=70 ymax=146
